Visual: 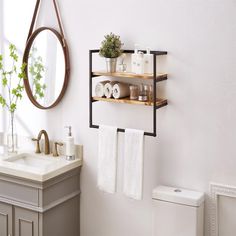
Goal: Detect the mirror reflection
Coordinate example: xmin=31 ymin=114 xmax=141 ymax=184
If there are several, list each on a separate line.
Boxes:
xmin=27 ymin=29 xmax=65 ymax=107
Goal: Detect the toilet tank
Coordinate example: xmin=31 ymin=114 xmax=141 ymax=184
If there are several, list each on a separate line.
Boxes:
xmin=152 ymin=186 xmax=204 ymax=236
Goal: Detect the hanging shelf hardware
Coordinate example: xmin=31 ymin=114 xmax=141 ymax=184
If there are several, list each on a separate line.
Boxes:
xmin=89 ymin=49 xmax=168 ymax=137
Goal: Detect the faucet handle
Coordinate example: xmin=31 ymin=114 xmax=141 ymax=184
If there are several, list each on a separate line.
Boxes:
xmin=53 ymin=142 xmax=63 ymax=157
xmin=32 ymin=138 xmax=41 ymax=153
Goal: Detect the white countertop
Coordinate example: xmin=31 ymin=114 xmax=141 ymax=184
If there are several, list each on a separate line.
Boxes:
xmin=0 ymin=151 xmax=83 ymax=182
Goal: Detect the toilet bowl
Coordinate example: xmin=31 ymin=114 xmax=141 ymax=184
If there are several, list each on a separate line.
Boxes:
xmin=152 ymin=185 xmax=204 ymax=236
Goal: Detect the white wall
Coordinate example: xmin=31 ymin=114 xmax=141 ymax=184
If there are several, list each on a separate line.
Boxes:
xmin=2 ymin=0 xmax=236 ymax=235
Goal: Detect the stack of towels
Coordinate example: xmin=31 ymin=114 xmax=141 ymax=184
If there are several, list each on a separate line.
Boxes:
xmin=95 ymin=81 xmax=130 ymax=99
xmin=97 ymin=125 xmax=144 ymax=200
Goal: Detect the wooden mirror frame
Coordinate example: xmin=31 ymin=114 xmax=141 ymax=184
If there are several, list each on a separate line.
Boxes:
xmin=23 ymin=26 xmax=70 ymax=109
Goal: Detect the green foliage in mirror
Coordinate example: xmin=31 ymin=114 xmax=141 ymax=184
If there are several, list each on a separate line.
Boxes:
xmin=28 ymin=46 xmax=46 ymax=100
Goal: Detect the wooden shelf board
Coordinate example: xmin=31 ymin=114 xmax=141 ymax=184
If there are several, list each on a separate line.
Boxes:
xmin=92 ymin=71 xmax=167 ymax=81
xmin=92 ymin=96 xmax=167 ymax=108
xmin=90 ymin=49 xmax=167 ymax=55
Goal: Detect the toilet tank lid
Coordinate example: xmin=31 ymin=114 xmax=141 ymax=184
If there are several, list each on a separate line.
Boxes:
xmin=152 ymin=186 xmax=205 ymax=207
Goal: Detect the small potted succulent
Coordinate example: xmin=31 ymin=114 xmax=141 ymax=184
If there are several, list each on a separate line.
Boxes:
xmin=99 ymin=33 xmax=123 ymax=73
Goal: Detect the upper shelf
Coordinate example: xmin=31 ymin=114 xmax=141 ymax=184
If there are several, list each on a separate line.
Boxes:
xmin=89 ymin=49 xmax=167 ymax=55
xmin=92 ymin=71 xmax=168 ymax=81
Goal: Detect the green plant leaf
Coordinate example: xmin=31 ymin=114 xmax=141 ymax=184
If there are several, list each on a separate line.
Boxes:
xmin=99 ymin=32 xmax=123 ymax=58
xmin=0 ymin=95 xmax=6 ymax=107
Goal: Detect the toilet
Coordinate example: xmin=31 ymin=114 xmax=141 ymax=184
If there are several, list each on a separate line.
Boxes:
xmin=152 ymin=185 xmax=205 ymax=236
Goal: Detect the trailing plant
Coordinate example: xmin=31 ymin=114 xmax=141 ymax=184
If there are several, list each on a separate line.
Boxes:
xmin=0 ymin=44 xmax=27 ymax=152
xmin=99 ymin=32 xmax=123 ymax=58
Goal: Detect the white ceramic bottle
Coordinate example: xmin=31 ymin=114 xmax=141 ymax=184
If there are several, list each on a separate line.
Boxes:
xmin=136 ymin=51 xmax=144 ymax=74
xmin=131 ymin=44 xmax=139 ymax=73
xmin=144 ymin=47 xmax=153 ymax=74
xmin=65 ymin=126 xmax=75 ymax=160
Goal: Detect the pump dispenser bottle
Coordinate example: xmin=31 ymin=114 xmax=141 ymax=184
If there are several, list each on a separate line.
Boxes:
xmin=144 ymin=47 xmax=153 ymax=74
xmin=65 ymin=126 xmax=75 ymax=160
xmin=131 ymin=44 xmax=139 ymax=73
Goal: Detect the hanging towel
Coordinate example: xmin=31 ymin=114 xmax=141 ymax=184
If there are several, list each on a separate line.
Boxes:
xmin=0 ymin=132 xmax=4 ymax=146
xmin=98 ymin=125 xmax=118 ymax=193
xmin=112 ymin=83 xmax=130 ymax=99
xmin=95 ymin=80 xmax=110 ymax=97
xmin=123 ymin=129 xmax=144 ymax=200
xmin=104 ymin=81 xmax=117 ymax=98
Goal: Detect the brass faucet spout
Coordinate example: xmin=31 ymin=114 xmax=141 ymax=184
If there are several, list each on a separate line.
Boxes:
xmin=37 ymin=130 xmax=50 ymax=154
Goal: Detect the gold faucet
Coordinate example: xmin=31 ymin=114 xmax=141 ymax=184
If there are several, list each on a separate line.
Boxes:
xmin=53 ymin=142 xmax=63 ymax=157
xmin=32 ymin=130 xmax=50 ymax=155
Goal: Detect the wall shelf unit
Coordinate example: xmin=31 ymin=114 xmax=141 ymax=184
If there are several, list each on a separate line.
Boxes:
xmin=89 ymin=49 xmax=168 ymax=137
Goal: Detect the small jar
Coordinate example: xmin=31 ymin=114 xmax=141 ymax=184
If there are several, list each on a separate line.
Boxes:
xmin=138 ymin=84 xmax=148 ymax=101
xmin=148 ymin=85 xmax=153 ymax=102
xmin=130 ymin=85 xmax=139 ymax=100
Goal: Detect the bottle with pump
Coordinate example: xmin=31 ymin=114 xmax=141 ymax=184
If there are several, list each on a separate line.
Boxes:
xmin=65 ymin=126 xmax=75 ymax=161
xmin=136 ymin=51 xmax=144 ymax=74
xmin=144 ymin=47 xmax=153 ymax=74
xmin=131 ymin=44 xmax=139 ymax=73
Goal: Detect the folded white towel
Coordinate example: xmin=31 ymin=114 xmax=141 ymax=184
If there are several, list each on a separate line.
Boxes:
xmin=104 ymin=81 xmax=117 ymax=98
xmin=123 ymin=129 xmax=144 ymax=200
xmin=98 ymin=125 xmax=118 ymax=193
xmin=112 ymin=83 xmax=130 ymax=99
xmin=95 ymin=80 xmax=110 ymax=97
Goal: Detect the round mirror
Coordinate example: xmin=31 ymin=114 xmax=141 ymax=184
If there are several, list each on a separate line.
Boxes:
xmin=23 ymin=27 xmax=69 ymax=109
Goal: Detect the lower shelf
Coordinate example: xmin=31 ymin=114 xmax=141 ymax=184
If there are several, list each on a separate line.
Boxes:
xmin=92 ymin=97 xmax=168 ymax=109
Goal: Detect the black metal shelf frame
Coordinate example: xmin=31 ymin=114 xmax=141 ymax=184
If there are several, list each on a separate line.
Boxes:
xmin=89 ymin=49 xmax=168 ymax=137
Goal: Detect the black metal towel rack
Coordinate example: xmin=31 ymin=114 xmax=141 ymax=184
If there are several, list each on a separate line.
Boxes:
xmin=89 ymin=49 xmax=168 ymax=137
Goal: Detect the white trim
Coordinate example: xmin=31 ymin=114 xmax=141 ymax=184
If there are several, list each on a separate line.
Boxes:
xmin=210 ymin=182 xmax=236 ymax=236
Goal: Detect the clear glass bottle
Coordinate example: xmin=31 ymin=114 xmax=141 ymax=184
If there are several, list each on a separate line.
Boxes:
xmin=148 ymin=85 xmax=153 ymax=102
xmin=129 ymin=85 xmax=139 ymax=100
xmin=138 ymin=84 xmax=148 ymax=101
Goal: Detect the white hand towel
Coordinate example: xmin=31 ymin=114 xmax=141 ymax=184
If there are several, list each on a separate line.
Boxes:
xmin=95 ymin=80 xmax=110 ymax=97
xmin=112 ymin=83 xmax=130 ymax=99
xmin=123 ymin=129 xmax=144 ymax=200
xmin=104 ymin=81 xmax=117 ymax=98
xmin=0 ymin=132 xmax=4 ymax=146
xmin=98 ymin=125 xmax=118 ymax=193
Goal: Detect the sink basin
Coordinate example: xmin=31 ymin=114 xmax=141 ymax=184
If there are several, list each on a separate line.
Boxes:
xmin=5 ymin=153 xmax=56 ymax=170
xmin=0 ymin=151 xmax=82 ymax=182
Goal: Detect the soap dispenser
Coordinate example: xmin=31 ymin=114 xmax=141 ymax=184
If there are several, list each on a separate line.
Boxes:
xmin=144 ymin=47 xmax=153 ymax=74
xmin=136 ymin=51 xmax=144 ymax=74
xmin=65 ymin=126 xmax=75 ymax=160
xmin=131 ymin=44 xmax=139 ymax=73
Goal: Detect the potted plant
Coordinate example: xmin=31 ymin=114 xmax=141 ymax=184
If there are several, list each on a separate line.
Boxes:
xmin=99 ymin=32 xmax=123 ymax=73
xmin=0 ymin=44 xmax=27 ymax=153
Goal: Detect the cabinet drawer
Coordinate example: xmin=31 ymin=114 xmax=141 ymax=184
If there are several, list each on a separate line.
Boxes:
xmin=0 ymin=180 xmax=38 ymax=206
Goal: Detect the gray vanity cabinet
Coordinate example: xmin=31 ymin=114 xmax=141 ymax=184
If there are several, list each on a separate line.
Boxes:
xmin=0 ymin=202 xmax=12 ymax=236
xmin=14 ymin=207 xmax=39 ymax=236
xmin=0 ymin=167 xmax=81 ymax=236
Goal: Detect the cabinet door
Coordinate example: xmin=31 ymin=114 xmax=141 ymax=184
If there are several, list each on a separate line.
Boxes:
xmin=0 ymin=202 xmax=12 ymax=236
xmin=14 ymin=207 xmax=38 ymax=236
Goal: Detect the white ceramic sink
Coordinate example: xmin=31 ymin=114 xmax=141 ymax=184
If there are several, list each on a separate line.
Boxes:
xmin=4 ymin=153 xmax=57 ymax=171
xmin=0 ymin=152 xmax=82 ymax=182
